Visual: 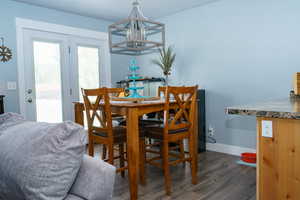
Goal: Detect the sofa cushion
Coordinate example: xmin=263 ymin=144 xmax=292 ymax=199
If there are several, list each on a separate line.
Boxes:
xmin=0 ymin=113 xmax=25 ymax=134
xmin=69 ymin=155 xmax=116 ymax=200
xmin=0 ymin=113 xmax=87 ymax=200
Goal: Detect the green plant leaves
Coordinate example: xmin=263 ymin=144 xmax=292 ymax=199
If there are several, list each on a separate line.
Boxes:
xmin=152 ymin=46 xmax=176 ymax=76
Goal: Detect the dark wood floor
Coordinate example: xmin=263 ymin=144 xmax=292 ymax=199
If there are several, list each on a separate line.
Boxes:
xmin=112 ymin=151 xmax=256 ymax=200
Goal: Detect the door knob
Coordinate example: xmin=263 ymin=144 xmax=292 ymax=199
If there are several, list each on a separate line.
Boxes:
xmin=27 ymin=89 xmax=33 ymax=94
xmin=27 ymin=98 xmax=33 ymax=103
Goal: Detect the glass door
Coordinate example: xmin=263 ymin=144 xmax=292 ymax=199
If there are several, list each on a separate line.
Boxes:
xmin=22 ymin=30 xmax=107 ymax=123
xmin=77 ymin=46 xmax=100 ymax=101
xmin=33 ymin=41 xmax=64 ymax=122
xmin=23 ymin=29 xmax=70 ymax=122
xmin=70 ymin=37 xmax=105 ymax=102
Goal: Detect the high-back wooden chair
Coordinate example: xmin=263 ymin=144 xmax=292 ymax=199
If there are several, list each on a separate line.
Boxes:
xmin=145 ymin=86 xmax=185 ymax=159
xmin=145 ymin=85 xmax=198 ymax=195
xmin=143 ymin=86 xmax=166 ymax=121
xmin=81 ymin=87 xmax=127 ymax=174
xmin=107 ymin=87 xmax=125 ymax=118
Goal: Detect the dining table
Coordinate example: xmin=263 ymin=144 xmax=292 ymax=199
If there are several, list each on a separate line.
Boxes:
xmin=73 ymin=99 xmax=199 ymax=200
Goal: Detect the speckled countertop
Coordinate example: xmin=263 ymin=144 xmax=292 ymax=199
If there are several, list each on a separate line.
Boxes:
xmin=226 ymin=97 xmax=300 ymax=119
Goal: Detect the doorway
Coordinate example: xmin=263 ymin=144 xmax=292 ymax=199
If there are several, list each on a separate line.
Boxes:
xmin=16 ymin=18 xmax=111 ymax=122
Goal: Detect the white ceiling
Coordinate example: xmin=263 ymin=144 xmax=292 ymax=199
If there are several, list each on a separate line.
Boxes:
xmin=11 ymin=0 xmax=219 ymax=21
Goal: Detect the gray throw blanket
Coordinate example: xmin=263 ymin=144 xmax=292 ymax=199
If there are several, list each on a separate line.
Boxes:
xmin=0 ymin=113 xmax=87 ymax=200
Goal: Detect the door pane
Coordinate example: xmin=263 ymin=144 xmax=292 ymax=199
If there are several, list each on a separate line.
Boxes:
xmin=78 ymin=46 xmax=100 ymax=100
xmin=33 ymin=41 xmax=63 ymax=122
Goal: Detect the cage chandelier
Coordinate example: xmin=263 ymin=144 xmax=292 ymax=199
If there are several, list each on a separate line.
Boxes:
xmin=108 ymin=0 xmax=165 ymax=56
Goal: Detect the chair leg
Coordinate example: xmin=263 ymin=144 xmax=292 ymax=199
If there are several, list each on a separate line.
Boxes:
xmin=119 ymin=143 xmax=125 ymax=177
xmin=108 ymin=143 xmax=114 ymax=165
xmin=188 ymin=136 xmax=198 ymax=185
xmin=179 ymin=140 xmax=185 ymax=162
xmin=160 ymin=142 xmax=163 ymax=159
xmin=102 ymin=145 xmax=107 ymax=160
xmin=162 ymin=140 xmax=171 ymax=195
xmin=139 ymin=138 xmax=146 ymax=185
xmin=88 ymin=136 xmax=94 ymax=157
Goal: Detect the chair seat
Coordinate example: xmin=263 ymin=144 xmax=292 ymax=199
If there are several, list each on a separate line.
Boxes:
xmin=93 ymin=125 xmax=145 ymax=143
xmin=92 ymin=126 xmax=126 ymax=144
xmin=118 ymin=118 xmax=163 ymax=127
xmin=145 ymin=124 xmax=189 ymax=140
xmin=140 ymin=118 xmax=163 ymax=126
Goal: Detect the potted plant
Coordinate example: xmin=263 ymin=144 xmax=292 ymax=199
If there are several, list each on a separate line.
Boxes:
xmin=152 ymin=46 xmax=176 ymax=86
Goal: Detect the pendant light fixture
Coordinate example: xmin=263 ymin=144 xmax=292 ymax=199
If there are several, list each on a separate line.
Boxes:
xmin=109 ymin=0 xmax=165 ymax=56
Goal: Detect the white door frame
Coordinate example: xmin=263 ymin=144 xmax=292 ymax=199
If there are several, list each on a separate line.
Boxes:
xmin=16 ymin=18 xmax=111 ymax=118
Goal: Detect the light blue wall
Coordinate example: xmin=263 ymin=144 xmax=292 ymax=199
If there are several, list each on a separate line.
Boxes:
xmin=0 ymin=0 xmax=128 ymax=112
xmin=2 ymin=0 xmax=300 ymax=149
xmin=139 ymin=0 xmax=300 ymax=148
xmin=111 ymin=55 xmax=135 ymax=86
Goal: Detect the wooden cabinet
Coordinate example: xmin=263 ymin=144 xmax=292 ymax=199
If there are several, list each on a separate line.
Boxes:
xmin=294 ymin=72 xmax=300 ymax=95
xmin=0 ymin=95 xmax=4 ymax=114
xmin=257 ymin=117 xmax=300 ymax=200
xmin=227 ymin=96 xmax=300 ymax=200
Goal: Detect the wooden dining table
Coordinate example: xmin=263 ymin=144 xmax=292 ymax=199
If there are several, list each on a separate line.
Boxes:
xmin=73 ymin=99 xmax=199 ymax=200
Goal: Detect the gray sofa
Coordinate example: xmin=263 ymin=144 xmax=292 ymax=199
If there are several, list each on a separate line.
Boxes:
xmin=0 ymin=113 xmax=116 ymax=200
xmin=65 ymin=155 xmax=116 ymax=200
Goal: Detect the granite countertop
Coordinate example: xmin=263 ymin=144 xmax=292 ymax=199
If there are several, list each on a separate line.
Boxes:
xmin=226 ymin=97 xmax=300 ymax=119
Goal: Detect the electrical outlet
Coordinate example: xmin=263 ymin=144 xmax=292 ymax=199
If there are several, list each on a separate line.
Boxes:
xmin=262 ymin=120 xmax=273 ymax=138
xmin=7 ymin=81 xmax=17 ymax=90
xmin=208 ymin=126 xmax=215 ymax=137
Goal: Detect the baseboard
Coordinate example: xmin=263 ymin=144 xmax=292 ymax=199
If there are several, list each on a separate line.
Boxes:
xmin=206 ymin=143 xmax=256 ymax=156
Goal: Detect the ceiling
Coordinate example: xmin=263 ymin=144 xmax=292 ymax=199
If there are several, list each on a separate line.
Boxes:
xmin=11 ymin=0 xmax=219 ymax=21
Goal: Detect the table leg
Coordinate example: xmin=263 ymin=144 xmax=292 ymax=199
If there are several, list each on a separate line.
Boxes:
xmin=191 ymin=103 xmax=198 ymax=184
xmin=127 ymin=108 xmax=140 ymax=200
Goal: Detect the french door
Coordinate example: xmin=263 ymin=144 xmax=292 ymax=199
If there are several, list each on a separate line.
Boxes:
xmin=23 ymin=29 xmax=107 ymax=122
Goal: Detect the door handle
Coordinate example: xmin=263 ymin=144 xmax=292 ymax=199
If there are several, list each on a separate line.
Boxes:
xmin=27 ymin=89 xmax=33 ymax=94
xmin=27 ymin=98 xmax=33 ymax=103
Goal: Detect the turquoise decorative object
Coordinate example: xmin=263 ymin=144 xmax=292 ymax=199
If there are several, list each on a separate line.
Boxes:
xmin=236 ymin=160 xmax=256 ymax=168
xmin=127 ymin=59 xmax=145 ymax=98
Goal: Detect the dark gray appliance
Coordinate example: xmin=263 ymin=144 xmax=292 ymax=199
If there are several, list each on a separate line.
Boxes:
xmin=0 ymin=95 xmax=4 ymax=114
xmin=197 ymin=90 xmax=206 ymax=153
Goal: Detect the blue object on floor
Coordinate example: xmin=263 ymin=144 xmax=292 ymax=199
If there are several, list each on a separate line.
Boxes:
xmin=237 ymin=160 xmax=257 ymax=168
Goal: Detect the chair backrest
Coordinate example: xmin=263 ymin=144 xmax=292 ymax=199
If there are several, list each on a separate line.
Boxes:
xmin=81 ymin=88 xmax=115 ymax=139
xmin=163 ymin=86 xmax=198 ymax=136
